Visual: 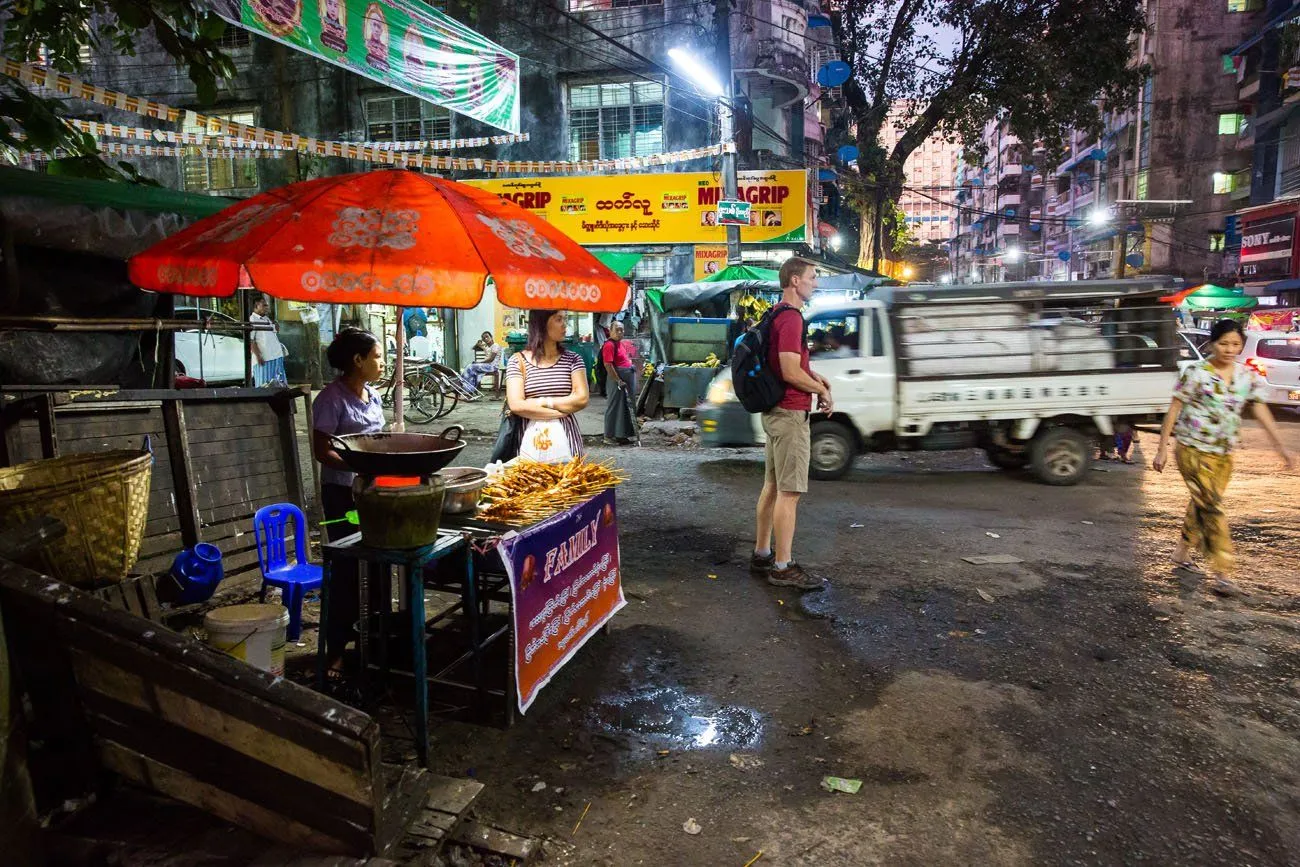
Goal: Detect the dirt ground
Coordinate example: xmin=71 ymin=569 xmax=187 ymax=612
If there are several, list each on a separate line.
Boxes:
xmin=389 ymin=418 xmax=1300 ymax=866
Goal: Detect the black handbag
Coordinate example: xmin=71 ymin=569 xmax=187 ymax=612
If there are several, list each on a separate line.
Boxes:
xmin=489 ymin=355 xmax=526 ymax=463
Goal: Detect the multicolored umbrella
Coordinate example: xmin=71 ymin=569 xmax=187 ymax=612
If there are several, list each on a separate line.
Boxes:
xmin=1161 ymin=284 xmax=1257 ymax=312
xmin=127 ymin=171 xmax=627 ymax=313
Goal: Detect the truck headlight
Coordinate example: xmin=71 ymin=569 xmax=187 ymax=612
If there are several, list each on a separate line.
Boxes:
xmin=706 ymin=376 xmax=736 ymax=404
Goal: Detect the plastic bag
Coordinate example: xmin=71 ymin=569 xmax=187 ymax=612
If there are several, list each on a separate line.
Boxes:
xmin=519 ymin=418 xmax=575 ymax=463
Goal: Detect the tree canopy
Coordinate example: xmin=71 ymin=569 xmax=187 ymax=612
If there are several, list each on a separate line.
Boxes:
xmin=829 ymin=0 xmax=1147 ymax=266
xmin=0 ymin=0 xmax=234 ymax=180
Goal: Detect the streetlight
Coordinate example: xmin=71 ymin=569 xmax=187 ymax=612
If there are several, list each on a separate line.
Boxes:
xmin=829 ymin=233 xmax=843 ymax=251
xmin=1004 ymin=245 xmax=1023 ymax=263
xmin=939 ymin=273 xmax=953 ymax=284
xmin=1088 ymin=208 xmax=1110 ymax=227
xmin=670 ymin=47 xmax=740 ymax=265
xmin=901 ymin=265 xmax=915 ymax=280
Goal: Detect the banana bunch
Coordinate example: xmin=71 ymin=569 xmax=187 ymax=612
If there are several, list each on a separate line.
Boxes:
xmin=686 ymin=353 xmax=721 ymax=369
xmin=737 ymin=295 xmax=772 ymax=318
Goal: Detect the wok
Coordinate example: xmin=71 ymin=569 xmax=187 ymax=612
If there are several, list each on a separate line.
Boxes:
xmin=331 ymin=426 xmax=465 ymax=476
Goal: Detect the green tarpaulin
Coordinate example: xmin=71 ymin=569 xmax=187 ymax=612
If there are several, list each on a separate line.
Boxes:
xmin=701 ymin=263 xmax=780 ymax=283
xmin=592 ymin=251 xmax=644 ymax=278
xmin=1180 ymin=284 xmax=1258 ymax=311
xmin=0 ymin=165 xmax=233 ymax=218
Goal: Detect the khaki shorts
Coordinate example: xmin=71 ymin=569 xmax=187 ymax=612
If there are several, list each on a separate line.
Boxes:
xmin=762 ymin=407 xmax=810 ymax=493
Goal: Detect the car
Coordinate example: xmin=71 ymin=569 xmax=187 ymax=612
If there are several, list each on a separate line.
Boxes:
xmin=1241 ymin=331 xmax=1300 ymax=408
xmin=173 ymin=306 xmax=247 ymax=385
xmin=1177 ymin=328 xmax=1208 ymax=371
xmin=1181 ymin=327 xmax=1300 ymax=408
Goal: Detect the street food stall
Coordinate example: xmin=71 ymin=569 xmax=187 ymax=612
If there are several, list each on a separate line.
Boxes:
xmin=127 ymin=170 xmax=631 ymax=726
xmin=0 ymin=171 xmax=632 ymax=858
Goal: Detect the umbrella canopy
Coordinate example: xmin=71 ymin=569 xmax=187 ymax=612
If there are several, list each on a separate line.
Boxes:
xmin=128 ymin=171 xmax=627 ymax=313
xmin=1168 ymin=284 xmax=1258 ymax=311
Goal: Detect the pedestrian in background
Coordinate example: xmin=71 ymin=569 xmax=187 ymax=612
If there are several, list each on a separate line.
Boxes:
xmin=460 ymin=330 xmax=501 ymax=391
xmin=602 ymin=320 xmax=637 ymax=444
xmin=751 ymin=258 xmax=831 ymax=591
xmin=250 ymin=295 xmax=287 ymax=386
xmin=1153 ymin=318 xmax=1293 ymax=594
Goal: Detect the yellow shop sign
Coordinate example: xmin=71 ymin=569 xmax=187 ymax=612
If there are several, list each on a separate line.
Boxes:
xmin=465 ymin=170 xmax=808 ymax=246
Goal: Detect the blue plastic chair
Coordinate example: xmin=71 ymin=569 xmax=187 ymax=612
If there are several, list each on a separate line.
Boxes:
xmin=252 ymin=503 xmax=323 ymax=642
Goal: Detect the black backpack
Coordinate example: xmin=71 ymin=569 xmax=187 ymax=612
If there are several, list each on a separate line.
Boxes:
xmin=730 ymin=304 xmax=803 ymax=413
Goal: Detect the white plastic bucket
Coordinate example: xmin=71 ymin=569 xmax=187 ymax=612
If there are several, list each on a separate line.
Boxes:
xmin=204 ymin=603 xmax=289 ymax=676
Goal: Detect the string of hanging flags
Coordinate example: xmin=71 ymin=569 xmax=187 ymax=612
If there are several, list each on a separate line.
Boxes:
xmin=2 ymin=57 xmax=734 ymax=174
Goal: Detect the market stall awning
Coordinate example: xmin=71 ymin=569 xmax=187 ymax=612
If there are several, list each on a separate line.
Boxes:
xmin=1165 ymin=284 xmax=1259 ymax=311
xmin=591 ymin=251 xmax=643 ymax=279
xmin=660 ymin=264 xmax=779 ymax=310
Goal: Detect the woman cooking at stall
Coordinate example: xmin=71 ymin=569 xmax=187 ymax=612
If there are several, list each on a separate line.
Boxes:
xmin=311 ymin=327 xmax=385 ymax=673
xmin=506 ymin=309 xmax=589 ymax=462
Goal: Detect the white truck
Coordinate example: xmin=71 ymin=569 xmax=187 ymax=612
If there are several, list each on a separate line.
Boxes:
xmin=698 ymin=278 xmax=1183 ymax=485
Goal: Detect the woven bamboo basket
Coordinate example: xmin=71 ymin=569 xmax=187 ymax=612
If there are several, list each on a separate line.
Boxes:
xmin=0 ymin=450 xmax=153 ymax=587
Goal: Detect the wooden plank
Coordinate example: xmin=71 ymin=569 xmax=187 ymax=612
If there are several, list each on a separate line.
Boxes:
xmin=423 ymin=776 xmax=483 ymax=818
xmin=194 ymin=450 xmax=285 ymax=475
xmin=276 ymin=401 xmax=307 ymax=518
xmin=56 ymin=414 xmax=165 ymax=442
xmin=70 ymin=651 xmax=375 ymax=808
xmin=185 ymin=422 xmax=279 ymax=445
xmin=0 ymin=516 xmax=66 ymax=561
xmin=138 ymin=573 xmax=162 ymax=622
xmin=450 ymin=822 xmax=538 ymax=863
xmin=62 ymin=623 xmax=375 ymax=761
xmin=188 ymin=435 xmax=279 ymax=459
xmin=194 ymin=457 xmax=288 ymax=486
xmin=162 ymin=399 xmax=201 ymax=550
xmin=185 ymin=401 xmax=279 ymax=427
xmin=376 ymin=766 xmax=433 ymax=857
xmin=144 ymin=513 xmax=182 ymax=539
xmin=196 ymin=472 xmax=289 ymax=513
xmin=0 ymin=560 xmax=377 ymax=743
xmin=36 ymin=394 xmax=58 ymax=459
xmin=98 ymin=741 xmax=356 ymax=855
xmin=138 ymin=531 xmax=184 ymax=561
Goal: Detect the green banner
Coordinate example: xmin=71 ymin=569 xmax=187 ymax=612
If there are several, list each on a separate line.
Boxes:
xmin=213 ymin=0 xmax=520 ymax=133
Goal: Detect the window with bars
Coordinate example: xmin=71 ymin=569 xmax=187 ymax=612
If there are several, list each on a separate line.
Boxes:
xmin=180 ymin=110 xmax=259 ymax=194
xmin=1218 ymin=113 xmax=1245 ymax=135
xmin=630 ymin=255 xmax=668 ymax=291
xmin=568 ymin=81 xmax=664 ymax=161
xmin=218 ymin=27 xmax=252 ymax=50
xmin=364 ymin=95 xmax=452 ymax=144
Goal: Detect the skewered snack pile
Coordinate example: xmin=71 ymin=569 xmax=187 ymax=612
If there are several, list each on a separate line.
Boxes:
xmin=478 ymin=457 xmax=626 ymax=526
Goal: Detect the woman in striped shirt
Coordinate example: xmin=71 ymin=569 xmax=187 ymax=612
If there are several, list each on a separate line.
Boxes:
xmin=505 ymin=309 xmax=589 ymax=460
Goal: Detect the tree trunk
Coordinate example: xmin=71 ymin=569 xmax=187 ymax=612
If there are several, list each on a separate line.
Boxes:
xmin=853 ymin=137 xmax=906 ymax=273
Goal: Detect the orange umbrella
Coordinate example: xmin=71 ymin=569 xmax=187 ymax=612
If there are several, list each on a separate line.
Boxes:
xmin=127 ymin=171 xmax=627 ymax=313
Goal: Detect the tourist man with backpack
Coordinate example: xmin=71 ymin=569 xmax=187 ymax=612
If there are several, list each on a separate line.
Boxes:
xmin=741 ymin=257 xmax=831 ymax=590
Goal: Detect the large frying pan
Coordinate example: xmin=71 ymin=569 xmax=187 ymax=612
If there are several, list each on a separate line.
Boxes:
xmin=331 ymin=426 xmax=465 ymax=476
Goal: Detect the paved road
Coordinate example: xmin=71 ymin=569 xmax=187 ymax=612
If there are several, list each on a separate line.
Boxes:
xmin=427 ymin=421 xmax=1300 ymax=865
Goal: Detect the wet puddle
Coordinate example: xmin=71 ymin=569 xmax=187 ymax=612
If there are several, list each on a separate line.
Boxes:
xmin=588 ymin=685 xmax=763 ymax=749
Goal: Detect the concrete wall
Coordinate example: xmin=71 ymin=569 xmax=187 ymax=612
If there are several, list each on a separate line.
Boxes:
xmin=1143 ymin=0 xmax=1258 ymax=280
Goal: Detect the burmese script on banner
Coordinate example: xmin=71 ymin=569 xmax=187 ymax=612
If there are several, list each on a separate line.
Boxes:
xmin=465 ymin=170 xmax=809 ymax=246
xmin=213 ymin=0 xmax=520 ymax=132
xmin=497 ymin=489 xmax=625 ymax=713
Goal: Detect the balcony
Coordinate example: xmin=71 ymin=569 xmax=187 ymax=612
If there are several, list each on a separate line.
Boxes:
xmin=998 ymin=192 xmax=1022 ymax=207
xmin=998 ymin=222 xmax=1020 ymax=236
xmin=999 ymin=163 xmax=1023 ymax=181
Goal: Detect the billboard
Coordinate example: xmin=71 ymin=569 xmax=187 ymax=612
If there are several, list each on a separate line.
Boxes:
xmin=213 ymin=0 xmax=520 ymax=132
xmin=465 ymin=170 xmax=809 ymax=246
xmin=1240 ymin=214 xmax=1296 ymax=281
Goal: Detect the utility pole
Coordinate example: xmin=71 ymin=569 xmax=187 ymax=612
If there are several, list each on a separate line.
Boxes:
xmin=714 ymin=0 xmax=741 ymax=265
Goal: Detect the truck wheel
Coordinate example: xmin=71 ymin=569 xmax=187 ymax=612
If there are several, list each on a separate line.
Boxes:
xmin=986 ymin=448 xmax=1028 ymax=471
xmin=1029 ymin=427 xmax=1092 ymax=486
xmin=810 ymin=420 xmax=855 ymax=480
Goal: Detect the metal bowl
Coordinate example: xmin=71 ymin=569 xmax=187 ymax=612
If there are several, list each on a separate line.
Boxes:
xmin=439 ymin=467 xmax=489 ymax=515
xmin=331 ymin=426 xmax=465 ymax=476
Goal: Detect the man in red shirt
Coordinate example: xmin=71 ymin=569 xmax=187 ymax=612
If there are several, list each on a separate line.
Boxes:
xmin=751 ymin=258 xmax=832 ymax=590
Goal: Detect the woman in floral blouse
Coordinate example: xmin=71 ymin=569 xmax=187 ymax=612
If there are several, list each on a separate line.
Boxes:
xmin=1154 ymin=319 xmax=1293 ymax=591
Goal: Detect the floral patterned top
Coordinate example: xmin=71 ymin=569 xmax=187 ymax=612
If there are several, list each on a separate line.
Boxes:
xmin=1173 ymin=361 xmax=1266 ymax=455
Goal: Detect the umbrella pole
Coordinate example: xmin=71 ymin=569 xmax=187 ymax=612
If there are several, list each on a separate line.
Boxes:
xmin=393 ymin=308 xmax=406 ymax=432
